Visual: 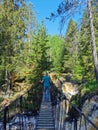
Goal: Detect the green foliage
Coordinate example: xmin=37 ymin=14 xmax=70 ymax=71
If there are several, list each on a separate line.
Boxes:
xmin=62 ymin=19 xmax=79 ymax=76
xmin=72 ymin=61 xmax=84 ymax=81
xmin=79 ymin=10 xmax=94 ymax=81
xmin=81 ymin=81 xmax=98 ymax=95
xmin=47 ymin=35 xmax=64 ymax=72
xmin=71 ymin=95 xmax=80 ymax=106
xmin=92 ymin=0 xmax=98 ymax=55
xmin=0 ymin=0 xmax=98 ymax=112
xmin=71 ymin=80 xmax=98 ymax=107
xmin=0 ymin=0 xmax=37 ymax=84
xmin=0 ymin=96 xmax=4 ymax=103
xmin=31 ymin=84 xmax=43 ymax=111
xmin=31 ymin=22 xmax=51 ymax=80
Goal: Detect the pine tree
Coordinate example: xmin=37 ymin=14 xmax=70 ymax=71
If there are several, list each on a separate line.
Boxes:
xmin=31 ymin=22 xmax=51 ymax=79
xmin=47 ymin=35 xmax=64 ymax=72
xmin=87 ymin=0 xmax=98 ymax=80
xmin=62 ymin=19 xmax=79 ymax=75
xmin=79 ymin=10 xmax=94 ymax=81
xmin=0 ymin=0 xmax=36 ymax=93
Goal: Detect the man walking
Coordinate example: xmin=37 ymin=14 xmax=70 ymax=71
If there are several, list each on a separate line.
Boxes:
xmin=41 ymin=72 xmax=51 ymax=102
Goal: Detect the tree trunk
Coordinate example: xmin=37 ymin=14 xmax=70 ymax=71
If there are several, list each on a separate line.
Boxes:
xmin=87 ymin=0 xmax=98 ymax=80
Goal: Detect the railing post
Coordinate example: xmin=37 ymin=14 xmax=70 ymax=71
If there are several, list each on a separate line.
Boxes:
xmin=20 ymin=96 xmax=24 ymax=130
xmin=20 ymin=96 xmax=23 ymax=113
xmin=3 ymin=106 xmax=8 ymax=130
xmin=84 ymin=116 xmax=88 ymax=130
xmin=75 ymin=118 xmax=77 ymax=130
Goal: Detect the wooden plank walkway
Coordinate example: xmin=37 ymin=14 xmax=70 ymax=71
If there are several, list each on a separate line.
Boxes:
xmin=35 ymin=94 xmax=55 ymax=130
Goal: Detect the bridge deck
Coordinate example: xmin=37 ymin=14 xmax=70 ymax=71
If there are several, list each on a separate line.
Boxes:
xmin=36 ymin=95 xmax=55 ymax=130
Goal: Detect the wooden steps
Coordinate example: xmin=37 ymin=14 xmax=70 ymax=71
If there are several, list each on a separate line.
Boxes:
xmin=36 ymin=101 xmax=55 ymax=130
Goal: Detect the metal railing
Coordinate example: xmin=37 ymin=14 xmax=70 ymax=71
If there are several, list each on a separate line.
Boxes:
xmin=52 ymin=96 xmax=98 ymax=130
xmin=0 ymin=88 xmax=37 ymax=130
xmin=1 ymin=83 xmax=98 ymax=130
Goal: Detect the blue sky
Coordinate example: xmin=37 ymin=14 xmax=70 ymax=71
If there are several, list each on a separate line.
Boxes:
xmin=27 ymin=0 xmax=84 ymax=35
xmin=28 ymin=0 xmax=65 ymax=35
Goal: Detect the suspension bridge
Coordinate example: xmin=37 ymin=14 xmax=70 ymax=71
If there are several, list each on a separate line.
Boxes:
xmin=0 ymin=83 xmax=98 ymax=130
xmin=36 ymin=100 xmax=55 ymax=130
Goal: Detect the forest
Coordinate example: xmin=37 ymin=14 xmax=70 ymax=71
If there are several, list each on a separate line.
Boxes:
xmin=0 ymin=0 xmax=98 ymax=113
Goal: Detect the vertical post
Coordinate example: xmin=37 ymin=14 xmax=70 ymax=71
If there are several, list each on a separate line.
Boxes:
xmin=84 ymin=116 xmax=87 ymax=130
xmin=73 ymin=118 xmax=77 ymax=130
xmin=20 ymin=96 xmax=23 ymax=130
xmin=3 ymin=106 xmax=8 ymax=130
xmin=75 ymin=119 xmax=77 ymax=130
xmin=59 ymin=101 xmax=62 ymax=130
xmin=20 ymin=96 xmax=23 ymax=113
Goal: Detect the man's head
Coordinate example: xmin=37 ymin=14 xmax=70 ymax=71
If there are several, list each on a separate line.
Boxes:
xmin=46 ymin=71 xmax=49 ymax=75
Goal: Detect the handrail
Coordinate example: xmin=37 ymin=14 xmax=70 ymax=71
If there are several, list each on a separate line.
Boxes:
xmin=71 ymin=102 xmax=98 ymax=130
xmin=0 ymin=85 xmax=37 ymax=130
xmin=52 ymin=94 xmax=98 ymax=130
xmin=1 ymin=82 xmax=97 ymax=130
